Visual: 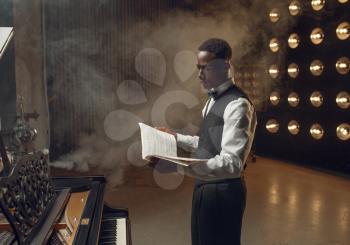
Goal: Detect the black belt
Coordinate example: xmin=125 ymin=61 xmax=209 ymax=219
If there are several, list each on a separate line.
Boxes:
xmin=195 ymin=176 xmax=244 ymax=186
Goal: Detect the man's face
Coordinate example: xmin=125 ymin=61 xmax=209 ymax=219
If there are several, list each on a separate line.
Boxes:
xmin=197 ymin=51 xmax=230 ymax=90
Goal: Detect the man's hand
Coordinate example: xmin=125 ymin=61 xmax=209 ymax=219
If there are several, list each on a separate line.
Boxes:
xmin=155 ymin=127 xmax=177 ymax=139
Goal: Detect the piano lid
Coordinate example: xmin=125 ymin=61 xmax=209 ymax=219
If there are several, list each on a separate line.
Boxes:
xmin=0 ymin=27 xmax=13 ymax=61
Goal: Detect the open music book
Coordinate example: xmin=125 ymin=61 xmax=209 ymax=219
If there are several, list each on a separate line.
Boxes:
xmin=138 ymin=123 xmax=208 ymax=167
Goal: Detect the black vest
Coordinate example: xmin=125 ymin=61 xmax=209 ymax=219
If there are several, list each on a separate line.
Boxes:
xmin=196 ymin=85 xmax=251 ymax=159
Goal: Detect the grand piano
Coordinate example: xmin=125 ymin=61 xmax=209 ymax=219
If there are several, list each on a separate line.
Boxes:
xmin=0 ymin=25 xmax=131 ymax=245
xmin=0 ymin=150 xmax=132 ymax=245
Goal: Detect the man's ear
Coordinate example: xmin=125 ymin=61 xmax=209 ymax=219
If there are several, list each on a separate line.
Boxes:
xmin=227 ymin=61 xmax=234 ymax=77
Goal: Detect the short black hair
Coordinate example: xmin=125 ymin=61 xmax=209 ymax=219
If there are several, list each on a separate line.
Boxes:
xmin=198 ymin=38 xmax=232 ymax=60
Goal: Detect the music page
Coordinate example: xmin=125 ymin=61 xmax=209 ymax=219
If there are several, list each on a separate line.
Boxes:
xmin=139 ymin=123 xmax=208 ymax=167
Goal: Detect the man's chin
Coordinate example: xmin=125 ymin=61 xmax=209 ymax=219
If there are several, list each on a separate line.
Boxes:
xmin=201 ymin=81 xmax=210 ymax=90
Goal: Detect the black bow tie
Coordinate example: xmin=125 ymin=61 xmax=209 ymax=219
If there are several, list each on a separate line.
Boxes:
xmin=208 ymin=89 xmax=217 ymax=98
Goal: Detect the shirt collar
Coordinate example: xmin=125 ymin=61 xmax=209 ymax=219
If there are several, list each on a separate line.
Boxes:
xmin=207 ymin=79 xmax=235 ymax=100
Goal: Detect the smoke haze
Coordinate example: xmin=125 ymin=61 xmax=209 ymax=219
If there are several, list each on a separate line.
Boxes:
xmin=11 ymin=0 xmax=296 ymax=187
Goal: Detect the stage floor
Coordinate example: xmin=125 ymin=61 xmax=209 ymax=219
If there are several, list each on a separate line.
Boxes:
xmin=104 ymin=156 xmax=350 ymax=245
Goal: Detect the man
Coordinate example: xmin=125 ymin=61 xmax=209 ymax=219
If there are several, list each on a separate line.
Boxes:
xmin=157 ymin=38 xmax=257 ymax=245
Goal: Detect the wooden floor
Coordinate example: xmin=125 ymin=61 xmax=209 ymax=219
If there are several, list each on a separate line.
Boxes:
xmin=64 ymin=156 xmax=350 ymax=245
xmin=102 ymin=157 xmax=350 ymax=245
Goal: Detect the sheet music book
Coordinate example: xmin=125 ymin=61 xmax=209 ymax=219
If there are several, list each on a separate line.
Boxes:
xmin=138 ymin=123 xmax=208 ymax=167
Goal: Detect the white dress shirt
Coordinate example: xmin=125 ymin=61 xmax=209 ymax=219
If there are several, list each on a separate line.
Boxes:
xmin=177 ymin=83 xmax=257 ymax=180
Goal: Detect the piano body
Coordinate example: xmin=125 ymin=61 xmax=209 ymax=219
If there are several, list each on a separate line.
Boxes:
xmin=0 ymin=150 xmax=132 ymax=245
xmin=51 ymin=176 xmax=132 ymax=245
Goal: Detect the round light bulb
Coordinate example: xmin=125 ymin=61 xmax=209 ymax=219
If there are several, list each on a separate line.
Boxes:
xmin=310 ymin=28 xmax=324 ymax=45
xmin=335 ymin=57 xmax=350 ymax=75
xmin=311 ymin=0 xmax=326 ymax=11
xmin=310 ymin=124 xmax=324 ymax=140
xmin=336 ymin=91 xmax=350 ymax=109
xmin=288 ymin=120 xmax=300 ymax=135
xmin=288 ymin=63 xmax=299 ymax=78
xmin=270 ymin=91 xmax=281 ymax=106
xmin=336 ymin=123 xmax=350 ymax=141
xmin=288 ymin=92 xmax=300 ymax=107
xmin=269 ymin=38 xmax=280 ymax=52
xmin=269 ymin=8 xmax=280 ymax=23
xmin=310 ymin=91 xmax=323 ymax=107
xmin=336 ymin=22 xmax=350 ymax=40
xmin=269 ymin=64 xmax=279 ymax=79
xmin=266 ymin=119 xmax=280 ymax=133
xmin=288 ymin=33 xmax=300 ymax=49
xmin=289 ymin=1 xmax=302 ymax=16
xmin=234 ymin=72 xmax=242 ymax=79
xmin=310 ymin=60 xmax=324 ymax=76
xmin=252 ymin=80 xmax=259 ymax=88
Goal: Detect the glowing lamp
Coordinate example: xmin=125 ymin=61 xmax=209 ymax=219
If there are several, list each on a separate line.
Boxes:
xmin=288 ymin=92 xmax=300 ymax=107
xmin=288 ymin=63 xmax=299 ymax=78
xmin=289 ymin=1 xmax=302 ymax=16
xmin=310 ymin=28 xmax=324 ymax=45
xmin=336 ymin=123 xmax=350 ymax=141
xmin=269 ymin=8 xmax=280 ymax=23
xmin=270 ymin=91 xmax=280 ymax=106
xmin=269 ymin=64 xmax=279 ymax=78
xmin=311 ymin=0 xmax=325 ymax=11
xmin=266 ymin=119 xmax=279 ymax=133
xmin=336 ymin=91 xmax=350 ymax=109
xmin=336 ymin=57 xmax=350 ymax=75
xmin=310 ymin=60 xmax=324 ymax=76
xmin=310 ymin=124 xmax=324 ymax=139
xmin=288 ymin=120 xmax=300 ymax=135
xmin=288 ymin=33 xmax=300 ymax=49
xmin=310 ymin=91 xmax=323 ymax=107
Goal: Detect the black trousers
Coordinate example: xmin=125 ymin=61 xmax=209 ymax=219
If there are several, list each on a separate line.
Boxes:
xmin=191 ymin=177 xmax=247 ymax=245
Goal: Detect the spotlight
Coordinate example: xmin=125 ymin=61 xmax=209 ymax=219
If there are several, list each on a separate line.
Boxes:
xmin=243 ymin=81 xmax=251 ymax=89
xmin=243 ymin=72 xmax=251 ymax=79
xmin=336 ymin=22 xmax=350 ymax=40
xmin=234 ymin=72 xmax=242 ymax=79
xmin=310 ymin=28 xmax=324 ymax=45
xmin=338 ymin=0 xmax=348 ymax=3
xmin=310 ymin=91 xmax=323 ymax=107
xmin=335 ymin=57 xmax=350 ymax=75
xmin=252 ymin=90 xmax=260 ymax=96
xmin=310 ymin=60 xmax=324 ymax=76
xmin=270 ymin=91 xmax=281 ymax=106
xmin=288 ymin=92 xmax=300 ymax=107
xmin=269 ymin=64 xmax=279 ymax=78
xmin=336 ymin=91 xmax=350 ymax=109
xmin=252 ymin=80 xmax=260 ymax=88
xmin=289 ymin=1 xmax=302 ymax=16
xmin=252 ymin=98 xmax=258 ymax=105
xmin=288 ymin=120 xmax=300 ymax=135
xmin=310 ymin=123 xmax=324 ymax=139
xmin=269 ymin=8 xmax=280 ymax=23
xmin=288 ymin=33 xmax=300 ymax=49
xmin=288 ymin=63 xmax=299 ymax=78
xmin=269 ymin=38 xmax=280 ymax=52
xmin=266 ymin=119 xmax=279 ymax=133
xmin=311 ymin=0 xmax=325 ymax=11
xmin=336 ymin=123 xmax=350 ymax=141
